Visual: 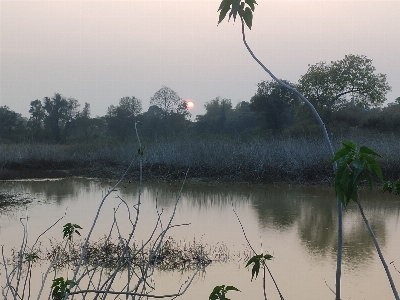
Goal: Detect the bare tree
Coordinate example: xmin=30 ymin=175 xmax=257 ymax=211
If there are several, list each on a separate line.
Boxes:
xmin=150 ymin=86 xmax=188 ymax=116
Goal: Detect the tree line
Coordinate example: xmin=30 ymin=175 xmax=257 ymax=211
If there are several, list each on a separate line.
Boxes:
xmin=1 ymin=54 xmax=398 ymax=144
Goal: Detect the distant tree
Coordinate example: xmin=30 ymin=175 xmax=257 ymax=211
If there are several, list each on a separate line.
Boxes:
xmin=0 ymin=106 xmax=25 ymax=141
xmin=80 ymin=102 xmax=91 ymax=119
xmin=196 ymin=97 xmax=232 ymax=133
xmin=67 ymin=102 xmax=104 ymax=141
xmin=42 ymin=93 xmax=80 ymax=142
xmin=249 ymin=80 xmax=296 ymax=133
xmin=363 ymin=102 xmax=400 ymax=132
xmin=228 ymin=101 xmax=259 ymax=134
xmin=106 ymin=96 xmax=142 ymax=139
xmin=298 ymin=54 xmax=391 ymax=114
xmin=28 ymin=99 xmax=46 ymax=133
xmin=147 ymin=87 xmax=191 ymax=136
xmin=150 ymin=86 xmax=189 ymax=117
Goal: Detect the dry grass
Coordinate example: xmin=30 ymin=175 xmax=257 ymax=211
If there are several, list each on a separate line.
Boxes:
xmin=1 ymin=133 xmax=399 ymax=183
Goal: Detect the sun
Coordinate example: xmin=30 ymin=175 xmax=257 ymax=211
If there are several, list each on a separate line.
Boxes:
xmin=186 ymin=101 xmax=194 ymax=109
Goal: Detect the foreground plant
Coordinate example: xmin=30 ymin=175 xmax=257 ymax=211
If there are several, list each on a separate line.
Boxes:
xmin=245 ymin=253 xmax=273 ymax=281
xmin=384 ymin=180 xmax=400 ymax=195
xmin=330 ymin=141 xmax=399 ymax=300
xmin=51 ymin=277 xmax=76 ymax=300
xmin=209 ymin=285 xmax=240 ymax=300
xmin=217 ymin=0 xmax=343 ymax=298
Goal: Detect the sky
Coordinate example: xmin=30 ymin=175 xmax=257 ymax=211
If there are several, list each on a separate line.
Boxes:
xmin=1 ymin=0 xmax=399 ymax=119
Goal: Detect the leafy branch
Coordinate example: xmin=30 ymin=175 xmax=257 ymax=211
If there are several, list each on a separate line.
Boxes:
xmin=329 ymin=141 xmax=383 ymax=208
xmin=218 ymin=0 xmax=257 ymax=29
xmin=245 ymin=253 xmax=273 ymax=281
xmin=62 ymin=223 xmax=82 ymax=241
xmin=209 ymin=285 xmax=240 ymax=300
xmin=51 ymin=277 xmax=77 ymax=300
xmin=384 ymin=181 xmax=400 ymax=195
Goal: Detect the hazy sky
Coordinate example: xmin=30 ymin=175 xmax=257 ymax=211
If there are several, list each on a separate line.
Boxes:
xmin=1 ymin=0 xmax=399 ymax=118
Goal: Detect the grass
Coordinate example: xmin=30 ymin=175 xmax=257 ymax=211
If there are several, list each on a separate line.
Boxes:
xmin=0 ymin=133 xmax=399 ymax=183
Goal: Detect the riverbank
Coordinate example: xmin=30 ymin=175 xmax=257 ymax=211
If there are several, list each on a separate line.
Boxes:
xmin=1 ymin=134 xmax=399 ymax=183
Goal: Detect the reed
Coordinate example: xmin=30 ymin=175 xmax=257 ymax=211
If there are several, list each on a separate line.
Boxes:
xmin=1 ymin=133 xmax=399 ymax=183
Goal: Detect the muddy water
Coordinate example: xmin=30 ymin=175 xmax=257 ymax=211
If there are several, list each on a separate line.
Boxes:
xmin=1 ymin=178 xmax=400 ymax=299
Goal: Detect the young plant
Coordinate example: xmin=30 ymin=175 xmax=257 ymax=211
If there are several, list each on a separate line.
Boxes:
xmin=330 ymin=142 xmax=399 ymax=300
xmin=209 ymin=285 xmax=240 ymax=300
xmin=245 ymin=253 xmax=273 ymax=281
xmin=330 ymin=141 xmax=383 ymax=207
xmin=217 ymin=1 xmax=343 ymax=298
xmin=384 ymin=180 xmax=400 ymax=195
xmin=62 ymin=223 xmax=82 ymax=241
xmin=51 ymin=277 xmax=76 ymax=300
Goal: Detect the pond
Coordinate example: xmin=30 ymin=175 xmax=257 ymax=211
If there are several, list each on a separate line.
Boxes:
xmin=1 ymin=177 xmax=400 ymax=299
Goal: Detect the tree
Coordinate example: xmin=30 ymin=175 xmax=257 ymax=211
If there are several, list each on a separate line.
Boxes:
xmin=249 ymin=80 xmax=296 ymax=133
xmin=0 ymin=106 xmax=25 ymax=141
xmin=106 ymin=96 xmax=142 ymax=139
xmin=147 ymin=87 xmax=191 ymax=136
xmin=80 ymin=102 xmax=91 ymax=119
xmin=69 ymin=102 xmax=104 ymax=142
xmin=28 ymin=99 xmax=46 ymax=132
xmin=150 ymin=86 xmax=189 ymax=117
xmin=229 ymin=101 xmax=258 ymax=134
xmin=28 ymin=94 xmax=83 ymax=142
xmin=42 ymin=93 xmax=80 ymax=142
xmin=298 ymin=54 xmax=391 ymax=113
xmin=195 ymin=97 xmax=232 ymax=133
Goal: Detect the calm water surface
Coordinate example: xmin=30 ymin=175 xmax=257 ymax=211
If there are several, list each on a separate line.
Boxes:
xmin=1 ymin=178 xmax=400 ymax=299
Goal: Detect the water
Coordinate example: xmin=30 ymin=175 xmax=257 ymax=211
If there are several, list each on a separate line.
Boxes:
xmin=1 ymin=177 xmax=400 ymax=299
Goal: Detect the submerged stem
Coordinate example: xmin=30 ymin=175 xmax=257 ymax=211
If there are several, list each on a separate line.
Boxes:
xmin=356 ymin=199 xmax=399 ymax=300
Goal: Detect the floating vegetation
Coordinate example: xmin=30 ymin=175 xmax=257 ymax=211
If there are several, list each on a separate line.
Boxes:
xmin=10 ymin=236 xmax=248 ymax=273
xmin=0 ymin=192 xmax=31 ymax=208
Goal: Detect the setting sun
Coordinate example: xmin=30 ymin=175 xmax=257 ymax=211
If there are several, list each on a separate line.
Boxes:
xmin=186 ymin=101 xmax=194 ymax=109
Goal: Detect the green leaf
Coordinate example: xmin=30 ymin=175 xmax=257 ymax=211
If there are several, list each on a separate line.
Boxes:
xmin=51 ymin=277 xmax=77 ymax=300
xmin=361 ymin=154 xmax=383 ymax=181
xmin=242 ymin=7 xmax=253 ymax=29
xmin=383 ymin=181 xmax=400 ymax=195
xmin=245 ymin=255 xmax=261 ymax=280
xmin=329 ymin=146 xmax=351 ymax=164
xmin=365 ymin=172 xmax=374 ymax=193
xmin=63 ymin=223 xmax=83 ymax=241
xmin=332 ymin=141 xmax=385 ymax=207
xmin=351 ymin=160 xmax=364 ymax=184
xmin=225 ymin=286 xmax=240 ymax=292
xmin=209 ymin=285 xmax=240 ymax=300
xmin=359 ymin=146 xmax=381 ymax=157
xmin=342 ymin=141 xmax=357 ymax=150
xmin=263 ymin=253 xmax=273 ymax=260
xmin=229 ymin=0 xmax=240 ymax=21
xmin=245 ymin=253 xmax=271 ymax=281
xmin=218 ymin=0 xmax=231 ymax=11
xmin=218 ymin=0 xmax=232 ymax=24
xmin=245 ymin=0 xmax=257 ymax=11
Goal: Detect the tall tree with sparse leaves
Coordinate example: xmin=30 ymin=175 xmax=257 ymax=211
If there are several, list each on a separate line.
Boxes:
xmin=150 ymin=86 xmax=189 ymax=117
xmin=217 ymin=1 xmax=343 ymax=298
